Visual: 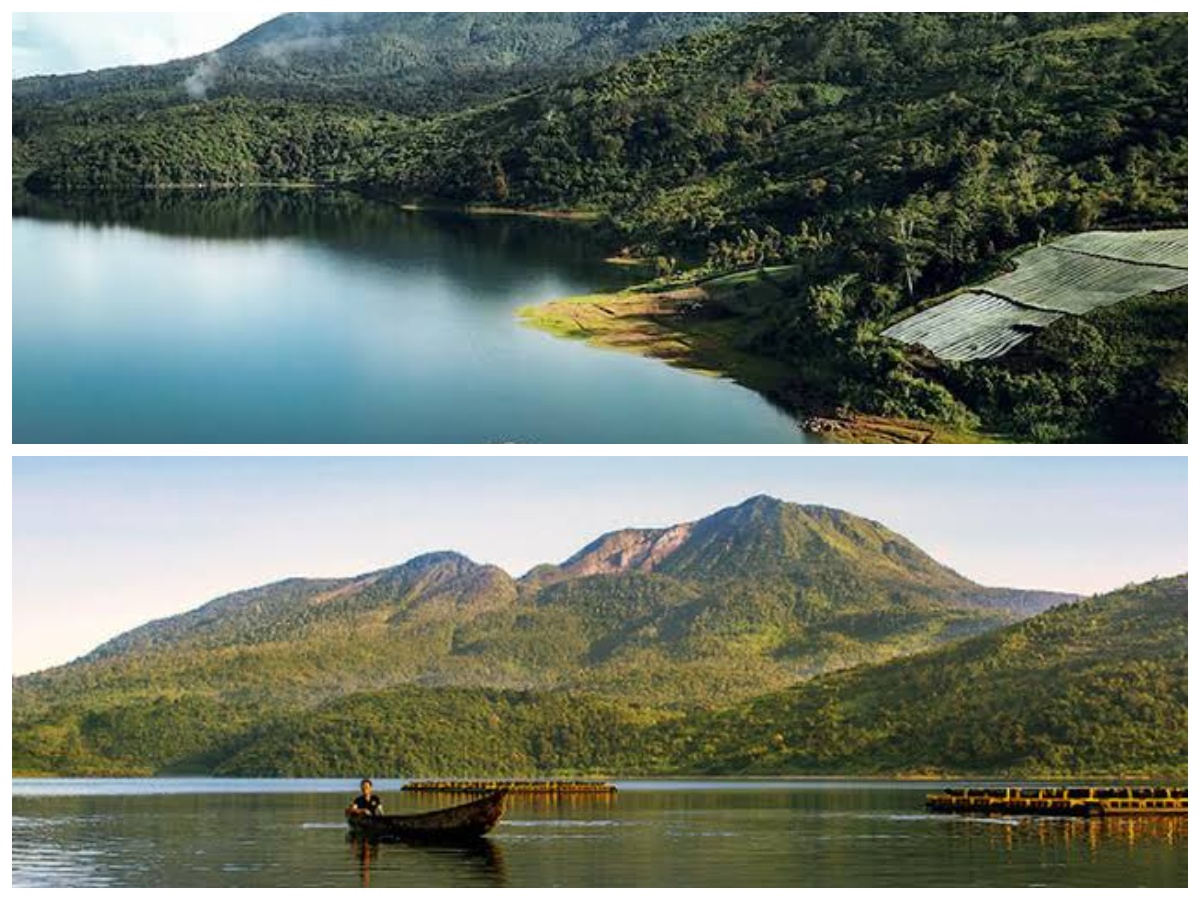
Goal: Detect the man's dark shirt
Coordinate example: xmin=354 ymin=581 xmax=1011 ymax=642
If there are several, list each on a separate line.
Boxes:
xmin=352 ymin=794 xmax=383 ymax=816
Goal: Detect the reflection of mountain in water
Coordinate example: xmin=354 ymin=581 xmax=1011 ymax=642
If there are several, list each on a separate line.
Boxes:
xmin=13 ymin=188 xmax=633 ymax=301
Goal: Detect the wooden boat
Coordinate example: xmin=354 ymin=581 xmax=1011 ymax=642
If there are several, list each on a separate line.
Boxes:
xmin=346 ymin=790 xmax=508 ymax=841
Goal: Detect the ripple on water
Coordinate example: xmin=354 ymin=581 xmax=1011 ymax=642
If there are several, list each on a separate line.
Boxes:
xmin=495 ymin=832 xmax=617 ymax=843
xmin=13 ymin=844 xmax=112 ymax=889
xmin=502 ymin=820 xmax=627 ymax=828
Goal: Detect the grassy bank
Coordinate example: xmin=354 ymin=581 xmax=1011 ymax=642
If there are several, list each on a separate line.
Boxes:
xmin=519 ymin=270 xmax=989 ymax=444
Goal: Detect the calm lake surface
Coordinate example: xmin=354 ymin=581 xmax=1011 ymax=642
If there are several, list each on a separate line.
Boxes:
xmin=11 ymin=779 xmax=1186 ymax=888
xmin=12 ymin=192 xmax=807 ymax=443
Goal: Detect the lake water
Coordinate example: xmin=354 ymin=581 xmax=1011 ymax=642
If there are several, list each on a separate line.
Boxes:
xmin=12 ymin=191 xmax=807 ymax=443
xmin=11 ymin=779 xmax=1186 ymax=887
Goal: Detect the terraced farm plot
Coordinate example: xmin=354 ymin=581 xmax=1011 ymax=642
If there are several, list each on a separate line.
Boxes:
xmin=883 ymin=229 xmax=1188 ymax=361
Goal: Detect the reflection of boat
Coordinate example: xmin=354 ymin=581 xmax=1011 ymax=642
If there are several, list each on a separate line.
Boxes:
xmin=927 ymin=786 xmax=1187 ymax=817
xmin=346 ymin=790 xmax=508 ymax=841
xmin=349 ymin=834 xmax=509 ymax=888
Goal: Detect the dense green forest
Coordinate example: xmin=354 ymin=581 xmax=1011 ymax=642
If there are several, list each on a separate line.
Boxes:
xmin=945 ymin=288 xmax=1187 ymax=442
xmin=13 ymin=497 xmax=1082 ymax=776
xmin=657 ymin=576 xmax=1187 ymax=778
xmin=13 ymin=12 xmax=1186 ymax=441
xmin=12 ymin=12 xmax=748 ymax=185
xmin=13 ymin=572 xmax=1184 ymax=779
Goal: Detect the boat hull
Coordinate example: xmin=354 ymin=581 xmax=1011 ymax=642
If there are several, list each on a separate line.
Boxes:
xmin=346 ymin=790 xmax=507 ymax=841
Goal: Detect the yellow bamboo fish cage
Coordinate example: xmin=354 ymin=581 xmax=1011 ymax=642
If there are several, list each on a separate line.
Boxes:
xmin=403 ymin=779 xmax=618 ymax=795
xmin=926 ymin=786 xmax=1187 ymax=817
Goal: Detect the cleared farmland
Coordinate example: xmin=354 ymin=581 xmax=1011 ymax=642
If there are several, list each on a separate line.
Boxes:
xmin=1051 ymin=229 xmax=1187 ymax=269
xmin=883 ymin=229 xmax=1188 ymax=360
xmin=882 ymin=293 xmax=1062 ymax=362
xmin=983 ymin=246 xmax=1187 ymax=315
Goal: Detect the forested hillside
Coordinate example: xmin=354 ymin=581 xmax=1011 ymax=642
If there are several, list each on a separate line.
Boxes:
xmin=14 ymin=13 xmax=748 ymax=113
xmin=13 ymin=572 xmax=1182 ymax=780
xmin=20 ymin=14 xmax=1185 ymax=253
xmin=14 ymin=12 xmax=1186 ymax=442
xmin=657 ymin=576 xmax=1187 ymax=777
xmin=12 ymin=497 xmax=1075 ymax=776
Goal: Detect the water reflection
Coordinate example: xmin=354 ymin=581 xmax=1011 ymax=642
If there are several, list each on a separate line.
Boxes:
xmin=11 ymin=782 xmax=1187 ymax=887
xmin=348 ymin=836 xmax=508 ymax=888
xmin=952 ymin=814 xmax=1189 ymax=851
xmin=13 ymin=188 xmax=630 ymax=301
xmin=13 ymin=190 xmax=808 ymax=444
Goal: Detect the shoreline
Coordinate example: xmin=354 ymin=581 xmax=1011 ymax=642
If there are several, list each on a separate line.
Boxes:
xmin=14 ymin=772 xmax=1183 ymax=783
xmin=518 ymin=273 xmax=988 ymax=445
xmin=404 ymin=202 xmax=603 ymax=222
xmin=18 ymin=184 xmax=987 ymax=443
xmin=17 ymin=182 xmax=606 ymax=225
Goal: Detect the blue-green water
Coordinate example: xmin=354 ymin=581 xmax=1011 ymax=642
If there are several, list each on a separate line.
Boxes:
xmin=12 ymin=192 xmax=807 ymax=444
xmin=11 ymin=779 xmax=1187 ymax=887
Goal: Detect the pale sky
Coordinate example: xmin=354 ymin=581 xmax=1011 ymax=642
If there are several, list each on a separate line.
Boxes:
xmin=11 ymin=11 xmax=287 ymax=78
xmin=12 ymin=457 xmax=1187 ymax=675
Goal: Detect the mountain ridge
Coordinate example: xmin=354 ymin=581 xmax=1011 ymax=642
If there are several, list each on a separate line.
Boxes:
xmin=13 ymin=494 xmax=1083 ymax=759
xmin=59 ymin=496 xmax=1077 ymax=672
xmin=13 ymin=12 xmax=752 ymax=112
xmin=12 ymin=574 xmax=1182 ymax=779
xmin=13 ymin=494 xmax=1111 ymax=780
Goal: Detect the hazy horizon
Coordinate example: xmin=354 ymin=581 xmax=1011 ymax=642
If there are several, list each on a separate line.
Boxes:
xmin=13 ymin=456 xmax=1186 ymax=676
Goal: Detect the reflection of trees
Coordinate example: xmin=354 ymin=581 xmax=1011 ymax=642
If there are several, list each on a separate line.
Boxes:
xmin=12 ymin=188 xmax=630 ymax=299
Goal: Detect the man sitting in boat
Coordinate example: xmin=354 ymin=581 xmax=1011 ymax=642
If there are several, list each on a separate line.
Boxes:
xmin=346 ymin=779 xmax=384 ymax=817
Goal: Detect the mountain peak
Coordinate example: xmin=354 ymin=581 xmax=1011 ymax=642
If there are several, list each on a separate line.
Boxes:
xmin=741 ymin=493 xmax=783 ymax=506
xmin=370 ymin=551 xmax=516 ymax=615
xmin=552 ymin=523 xmax=695 ymax=580
xmin=381 ymin=550 xmax=481 ymax=573
xmin=537 ymin=495 xmax=961 ymax=587
xmin=57 ymin=496 xmax=1075 ymax=685
xmin=734 ymin=494 xmax=785 ymax=511
xmin=546 ymin=495 xmax=790 ymax=581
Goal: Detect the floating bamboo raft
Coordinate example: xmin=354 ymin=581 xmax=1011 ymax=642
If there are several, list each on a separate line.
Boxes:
xmin=403 ymin=779 xmax=617 ymax=795
xmin=926 ymin=786 xmax=1187 ymax=817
